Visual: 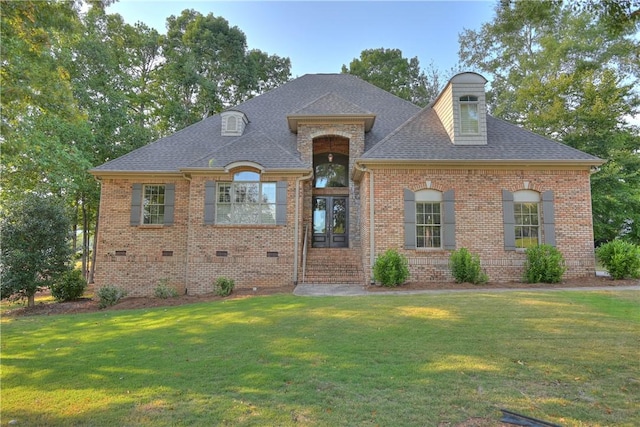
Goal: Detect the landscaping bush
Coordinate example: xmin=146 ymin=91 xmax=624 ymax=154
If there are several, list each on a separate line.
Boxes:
xmin=214 ymin=277 xmax=235 ymax=296
xmin=50 ymin=269 xmax=87 ymax=302
xmin=154 ymin=279 xmax=179 ymax=299
xmin=449 ymin=248 xmax=487 ymax=284
xmin=596 ymin=240 xmax=640 ymax=279
xmin=373 ymin=249 xmax=409 ymax=287
xmin=97 ymin=285 xmax=128 ymax=309
xmin=523 ymin=244 xmax=566 ymax=283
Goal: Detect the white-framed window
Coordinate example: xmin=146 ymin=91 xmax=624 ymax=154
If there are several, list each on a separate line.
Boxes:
xmin=459 ymin=95 xmax=479 ymax=134
xmin=226 ymin=115 xmax=237 ymax=132
xmin=216 ymin=171 xmax=276 ymax=224
xmin=142 ymin=185 xmax=165 ymax=225
xmin=416 ymin=190 xmax=442 ymax=249
xmin=513 ymin=190 xmax=540 ymax=249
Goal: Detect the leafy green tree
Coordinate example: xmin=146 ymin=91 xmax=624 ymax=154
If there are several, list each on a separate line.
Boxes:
xmin=459 ymin=0 xmax=640 ymax=244
xmin=1 ymin=194 xmax=73 ymax=307
xmin=157 ymin=9 xmax=290 ymax=132
xmin=341 ymin=48 xmax=446 ymax=106
xmin=0 ymin=0 xmax=90 ymax=203
xmin=560 ymin=0 xmax=640 ymax=35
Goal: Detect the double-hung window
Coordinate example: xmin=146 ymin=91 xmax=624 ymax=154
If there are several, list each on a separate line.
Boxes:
xmin=416 ymin=190 xmax=443 ymax=249
xmin=142 ymin=185 xmax=165 ymax=224
xmin=513 ymin=190 xmax=540 ymax=249
xmin=459 ymin=95 xmax=479 ymax=134
xmin=131 ymin=183 xmax=174 ymax=226
xmin=216 ymin=172 xmax=277 ymax=225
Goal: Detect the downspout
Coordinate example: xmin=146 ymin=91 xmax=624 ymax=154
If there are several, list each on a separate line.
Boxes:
xmin=355 ymin=163 xmax=375 ymax=284
xmin=293 ymin=171 xmax=314 ymax=285
xmin=182 ymin=173 xmax=192 ymax=294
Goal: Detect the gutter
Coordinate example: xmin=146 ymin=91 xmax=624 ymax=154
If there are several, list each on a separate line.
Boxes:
xmin=356 ymin=158 xmax=606 ymax=168
xmin=182 ymin=172 xmax=192 ymax=295
xmin=293 ymin=171 xmax=314 ymax=285
xmin=354 ymin=162 xmax=375 ymax=284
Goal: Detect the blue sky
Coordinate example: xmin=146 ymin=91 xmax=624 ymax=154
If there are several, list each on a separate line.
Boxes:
xmin=106 ymin=1 xmax=496 ymax=78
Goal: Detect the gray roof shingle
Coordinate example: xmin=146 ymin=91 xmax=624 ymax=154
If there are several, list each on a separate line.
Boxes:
xmin=91 ymin=73 xmax=601 ymax=173
xmin=362 ymin=107 xmax=602 ymax=162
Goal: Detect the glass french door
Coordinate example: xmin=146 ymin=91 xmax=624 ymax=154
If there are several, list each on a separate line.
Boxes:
xmin=312 ymin=196 xmax=348 ymax=248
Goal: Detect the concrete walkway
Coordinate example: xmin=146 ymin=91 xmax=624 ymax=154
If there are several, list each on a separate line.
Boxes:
xmin=293 ymin=283 xmax=640 ymax=297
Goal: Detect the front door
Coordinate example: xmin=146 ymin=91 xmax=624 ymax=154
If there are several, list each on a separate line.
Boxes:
xmin=312 ymin=196 xmax=348 ymax=248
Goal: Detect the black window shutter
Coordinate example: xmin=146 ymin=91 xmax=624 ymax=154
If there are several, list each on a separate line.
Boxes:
xmin=443 ymin=189 xmax=456 ymax=250
xmin=163 ymin=183 xmax=175 ymax=225
xmin=542 ymin=190 xmax=556 ymax=247
xmin=404 ymin=189 xmax=416 ymax=249
xmin=276 ymin=181 xmax=287 ymax=225
xmin=130 ymin=183 xmax=142 ymax=226
xmin=204 ymin=181 xmax=216 ymax=224
xmin=502 ymin=189 xmax=516 ymax=251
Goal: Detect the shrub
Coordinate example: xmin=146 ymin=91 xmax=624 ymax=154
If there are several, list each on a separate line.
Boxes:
xmin=523 ymin=244 xmax=566 ymax=283
xmin=97 ymin=285 xmax=128 ymax=309
xmin=373 ymin=249 xmax=410 ymax=287
xmin=50 ymin=269 xmax=87 ymax=302
xmin=449 ymin=248 xmax=487 ymax=284
xmin=154 ymin=279 xmax=179 ymax=299
xmin=596 ymin=240 xmax=640 ymax=279
xmin=214 ymin=277 xmax=235 ymax=297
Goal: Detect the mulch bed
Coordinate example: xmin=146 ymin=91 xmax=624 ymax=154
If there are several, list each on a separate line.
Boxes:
xmin=4 ymin=277 xmax=637 ymax=317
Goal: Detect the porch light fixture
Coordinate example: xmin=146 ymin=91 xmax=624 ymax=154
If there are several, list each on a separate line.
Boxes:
xmin=328 ymin=153 xmax=334 ymax=162
xmin=328 ymin=138 xmax=333 ymax=162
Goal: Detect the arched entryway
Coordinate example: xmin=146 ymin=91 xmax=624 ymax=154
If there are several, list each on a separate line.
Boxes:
xmin=312 ymin=136 xmax=350 ymax=248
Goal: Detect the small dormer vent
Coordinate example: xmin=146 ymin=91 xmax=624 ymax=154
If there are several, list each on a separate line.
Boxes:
xmin=221 ymin=110 xmax=248 ymax=136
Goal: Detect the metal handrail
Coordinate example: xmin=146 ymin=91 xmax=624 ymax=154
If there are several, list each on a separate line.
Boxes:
xmin=301 ymin=224 xmax=309 ymax=284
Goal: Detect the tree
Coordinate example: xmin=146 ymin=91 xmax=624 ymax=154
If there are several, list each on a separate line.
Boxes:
xmin=1 ymin=194 xmax=73 ymax=307
xmin=0 ymin=0 xmax=90 ymax=203
xmin=157 ymin=9 xmax=291 ymax=132
xmin=341 ymin=48 xmax=448 ymax=106
xmin=561 ymin=0 xmax=640 ymax=35
xmin=459 ymin=0 xmax=640 ymax=244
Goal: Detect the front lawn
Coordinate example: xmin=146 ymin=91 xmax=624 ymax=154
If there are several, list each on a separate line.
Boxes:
xmin=2 ymin=290 xmax=638 ymax=426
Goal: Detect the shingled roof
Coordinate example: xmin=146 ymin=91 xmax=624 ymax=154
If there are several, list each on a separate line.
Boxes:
xmin=91 ymin=73 xmax=602 ymax=174
xmin=362 ymin=107 xmax=602 ymax=163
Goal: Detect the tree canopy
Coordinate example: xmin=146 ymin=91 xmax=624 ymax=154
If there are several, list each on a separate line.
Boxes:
xmin=0 ymin=1 xmax=292 ymax=283
xmin=459 ymin=0 xmax=640 ymax=244
xmin=341 ymin=48 xmax=449 ymax=106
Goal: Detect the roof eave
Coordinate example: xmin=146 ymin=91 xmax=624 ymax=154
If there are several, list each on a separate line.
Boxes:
xmin=356 ymin=158 xmax=606 ymax=169
xmin=287 ymin=115 xmax=376 ymax=133
xmin=89 ymin=169 xmax=184 ymax=179
xmin=180 ymin=167 xmax=312 ymax=176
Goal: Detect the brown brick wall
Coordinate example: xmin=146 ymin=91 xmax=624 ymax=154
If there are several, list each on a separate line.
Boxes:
xmin=94 ymin=178 xmax=189 ymax=296
xmin=184 ymin=175 xmax=299 ymax=294
xmin=361 ymin=167 xmax=597 ymax=283
xmin=95 ymin=174 xmax=303 ymax=296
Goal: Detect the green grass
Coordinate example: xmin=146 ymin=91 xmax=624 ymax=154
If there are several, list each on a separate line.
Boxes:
xmin=2 ymin=291 xmax=639 ymax=426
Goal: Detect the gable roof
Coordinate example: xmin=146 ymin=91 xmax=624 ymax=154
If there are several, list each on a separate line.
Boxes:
xmin=287 ymin=92 xmax=377 ymax=132
xmin=90 ymin=73 xmax=602 ymax=175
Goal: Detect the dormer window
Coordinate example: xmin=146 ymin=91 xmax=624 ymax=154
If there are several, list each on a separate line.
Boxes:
xmin=227 ymin=116 xmax=237 ymax=132
xmin=221 ymin=110 xmax=248 ymax=136
xmin=459 ymin=95 xmax=479 ymax=134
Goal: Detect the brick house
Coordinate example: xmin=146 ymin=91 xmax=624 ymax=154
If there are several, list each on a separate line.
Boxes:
xmin=90 ymin=72 xmax=603 ymax=295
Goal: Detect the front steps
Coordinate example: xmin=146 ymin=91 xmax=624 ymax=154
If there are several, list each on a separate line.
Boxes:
xmin=302 ymin=248 xmax=365 ymax=285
